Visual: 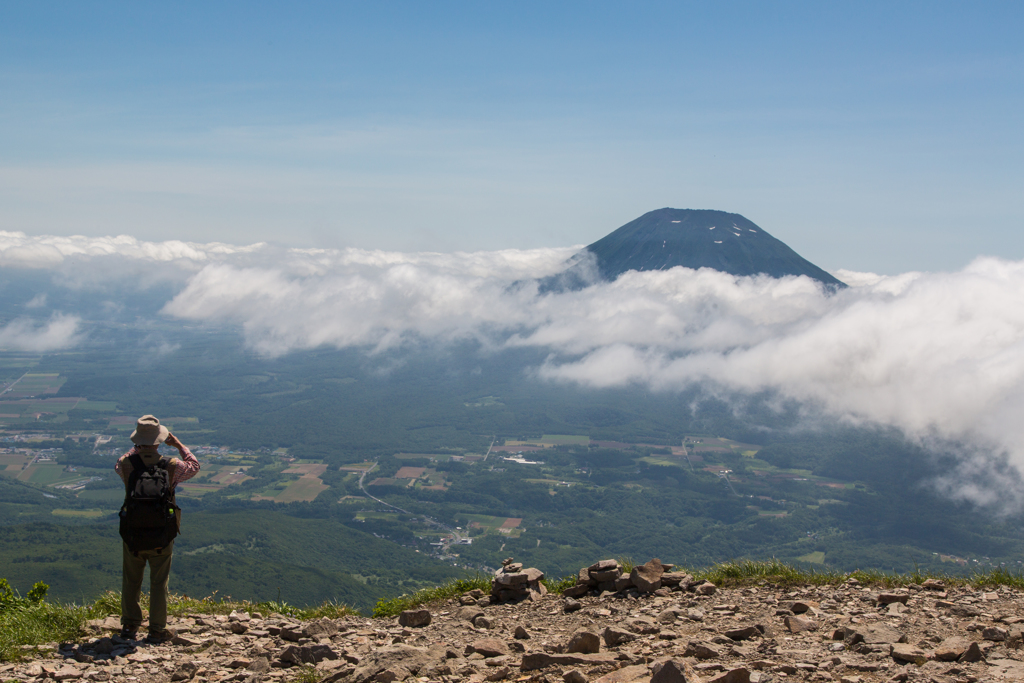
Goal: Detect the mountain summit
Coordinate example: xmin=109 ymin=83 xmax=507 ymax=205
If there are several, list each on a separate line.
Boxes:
xmin=541 ymin=208 xmax=845 ymax=291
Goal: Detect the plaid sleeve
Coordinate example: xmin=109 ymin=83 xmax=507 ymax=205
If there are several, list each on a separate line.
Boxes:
xmin=170 ymin=447 xmax=200 ymax=487
xmin=114 ymin=446 xmax=138 ymax=485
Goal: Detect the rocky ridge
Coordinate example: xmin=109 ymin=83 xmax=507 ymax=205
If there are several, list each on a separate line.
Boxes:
xmin=3 ymin=558 xmax=1024 ymax=683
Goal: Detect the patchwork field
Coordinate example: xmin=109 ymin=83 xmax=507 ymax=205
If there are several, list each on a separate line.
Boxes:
xmin=501 ymin=434 xmax=590 ymax=449
xmin=16 ymin=463 xmax=80 ymax=486
xmin=0 ymin=373 xmax=65 ymax=399
xmin=394 ymin=466 xmax=426 ymax=479
xmin=252 ymin=461 xmax=328 ymax=503
xmin=0 ymin=453 xmax=30 ymax=472
xmin=797 ymin=551 xmax=826 ymax=564
xmin=274 ymin=476 xmax=329 ymax=503
xmin=684 ymin=435 xmax=761 ymax=456
xmin=340 ymin=461 xmax=376 ymax=471
xmin=394 ymin=453 xmax=482 ymax=463
xmin=108 ymin=415 xmax=197 ymax=431
xmin=458 ymin=514 xmax=524 ymax=538
xmin=51 ymin=509 xmax=106 ymax=518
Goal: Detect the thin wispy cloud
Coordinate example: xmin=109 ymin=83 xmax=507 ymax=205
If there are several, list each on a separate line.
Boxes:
xmin=0 ymin=314 xmax=82 ymax=352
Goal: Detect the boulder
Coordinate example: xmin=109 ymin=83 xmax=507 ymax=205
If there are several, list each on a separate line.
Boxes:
xmin=629 ymin=558 xmax=665 ymax=593
xmin=657 ymin=608 xmax=682 ymax=624
xmin=627 ymin=617 xmax=660 ymax=634
xmin=279 ymin=644 xmax=340 ymax=665
xmin=707 ymin=669 xmax=750 ymax=683
xmin=933 ymin=636 xmax=970 ymax=661
xmin=783 ymin=616 xmax=817 ymax=633
xmin=786 ymin=600 xmax=818 ymax=614
xmin=592 ymin=665 xmax=650 ymax=683
xmin=563 ymin=584 xmax=590 ymax=598
xmin=566 ymin=631 xmax=601 ymax=654
xmin=458 ymin=606 xmax=485 ymax=622
xmin=660 ymin=572 xmax=693 ymax=588
xmin=877 ymin=593 xmax=908 ymax=605
xmin=890 ymin=644 xmax=927 ymax=665
xmin=302 ymin=617 xmax=339 ymax=639
xmin=602 ymin=626 xmax=636 ymax=647
xmin=170 ymin=662 xmax=198 ymax=682
xmin=578 ymin=567 xmax=595 ymax=586
xmin=843 ymin=624 xmax=906 ymax=646
xmin=346 ymin=644 xmax=447 ymax=683
xmin=467 ymin=638 xmax=509 ymax=658
xmin=984 ymin=626 xmax=1008 ymax=641
xmin=683 ymin=641 xmax=721 ymax=659
xmin=520 ymin=652 xmax=618 ymax=671
xmin=651 ymin=659 xmax=698 ymax=683
xmin=724 ymin=625 xmax=761 ymax=641
xmin=960 ymin=641 xmax=983 ymax=663
xmin=589 ymin=559 xmax=619 ymax=572
xmin=398 ymin=610 xmax=431 ymax=628
xmin=590 ymin=569 xmax=622 ymax=583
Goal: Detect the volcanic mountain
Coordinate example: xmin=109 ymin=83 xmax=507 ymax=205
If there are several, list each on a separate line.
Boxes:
xmin=540 ymin=208 xmax=846 ymax=291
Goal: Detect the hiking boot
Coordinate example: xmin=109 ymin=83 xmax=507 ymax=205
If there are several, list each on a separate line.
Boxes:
xmin=118 ymin=626 xmax=138 ymax=641
xmin=145 ymin=628 xmax=175 ymax=644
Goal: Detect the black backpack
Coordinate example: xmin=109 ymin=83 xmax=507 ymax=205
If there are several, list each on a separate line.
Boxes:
xmin=119 ymin=453 xmax=181 ymax=554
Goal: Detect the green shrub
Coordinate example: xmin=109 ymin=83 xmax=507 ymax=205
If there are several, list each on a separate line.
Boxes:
xmin=541 ymin=575 xmax=576 ymax=594
xmin=0 ymin=579 xmax=48 ymax=614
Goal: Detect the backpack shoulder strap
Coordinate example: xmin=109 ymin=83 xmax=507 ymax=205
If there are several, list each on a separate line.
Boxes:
xmin=157 ymin=457 xmax=178 ymax=504
xmin=126 ymin=453 xmax=146 ymax=488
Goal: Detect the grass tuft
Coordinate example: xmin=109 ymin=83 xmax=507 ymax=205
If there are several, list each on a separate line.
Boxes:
xmin=372 ymin=575 xmax=491 ymax=617
xmin=0 ymin=602 xmax=89 ymax=662
xmin=542 ymin=575 xmax=577 ymax=594
xmin=290 ymin=664 xmax=321 ymax=683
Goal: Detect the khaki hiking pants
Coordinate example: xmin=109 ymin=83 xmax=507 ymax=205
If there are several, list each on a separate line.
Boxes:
xmin=121 ymin=541 xmax=174 ymax=633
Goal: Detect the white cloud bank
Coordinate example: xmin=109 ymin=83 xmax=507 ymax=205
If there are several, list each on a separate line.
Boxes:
xmin=3 ymin=231 xmax=1024 ymax=503
xmin=0 ymin=314 xmax=82 ymax=352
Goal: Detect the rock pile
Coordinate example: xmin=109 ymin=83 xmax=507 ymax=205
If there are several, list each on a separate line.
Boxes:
xmin=3 ymin=564 xmax=1024 ymax=683
xmin=563 ymin=559 xmax=716 ymax=599
xmin=491 ymin=558 xmax=547 ymax=604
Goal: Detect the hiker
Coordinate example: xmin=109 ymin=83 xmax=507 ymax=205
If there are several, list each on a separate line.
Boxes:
xmin=115 ymin=415 xmax=200 ymax=643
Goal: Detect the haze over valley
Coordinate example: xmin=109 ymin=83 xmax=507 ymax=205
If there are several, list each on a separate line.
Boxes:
xmin=2 ymin=208 xmax=1024 ymax=608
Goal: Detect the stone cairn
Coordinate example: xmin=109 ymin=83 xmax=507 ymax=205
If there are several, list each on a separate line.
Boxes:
xmin=562 ymin=558 xmax=718 ymax=600
xmin=491 ymin=557 xmax=548 ymax=603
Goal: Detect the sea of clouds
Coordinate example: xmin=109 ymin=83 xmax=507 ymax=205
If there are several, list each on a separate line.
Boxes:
xmin=3 ymin=230 xmax=1024 ymax=505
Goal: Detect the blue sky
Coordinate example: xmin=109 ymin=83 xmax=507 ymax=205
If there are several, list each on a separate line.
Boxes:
xmin=1 ymin=1 xmax=1022 ymax=273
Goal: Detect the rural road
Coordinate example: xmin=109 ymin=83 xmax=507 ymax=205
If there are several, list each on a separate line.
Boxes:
xmin=0 ymin=372 xmax=27 ymax=397
xmin=357 ymin=460 xmax=465 ymax=545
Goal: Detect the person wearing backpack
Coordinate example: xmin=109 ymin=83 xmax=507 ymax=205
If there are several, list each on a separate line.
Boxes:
xmin=115 ymin=415 xmax=200 ymax=643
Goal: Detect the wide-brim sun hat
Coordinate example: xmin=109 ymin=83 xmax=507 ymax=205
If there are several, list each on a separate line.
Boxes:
xmin=130 ymin=415 xmax=169 ymax=446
